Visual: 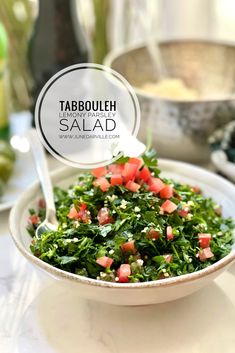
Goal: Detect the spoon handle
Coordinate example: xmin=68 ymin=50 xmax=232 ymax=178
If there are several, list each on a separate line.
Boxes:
xmin=27 ymin=129 xmax=56 ymax=220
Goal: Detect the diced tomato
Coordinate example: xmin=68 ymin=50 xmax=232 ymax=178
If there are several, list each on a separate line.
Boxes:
xmin=148 ymin=178 xmax=165 ymax=194
xmin=81 ymin=210 xmax=91 ymax=223
xmin=138 ymin=166 xmax=151 ymax=182
xmin=67 ymin=206 xmax=78 ymax=219
xmin=68 ymin=204 xmax=91 ymax=223
xmin=160 ymin=185 xmax=173 ymax=199
xmin=161 ymin=200 xmax=177 ymax=214
xmin=92 ymin=166 xmax=107 ymax=178
xmin=108 ymin=163 xmax=124 ymax=174
xmin=198 ymin=233 xmax=211 ymax=248
xmin=96 ymin=256 xmax=113 ymax=268
xmin=125 ymin=180 xmax=140 ymax=192
xmin=77 ymin=208 xmax=91 ymax=223
xmin=93 ymin=177 xmax=110 ymax=192
xmin=147 ymin=228 xmax=160 ymax=240
xmin=178 ymin=206 xmax=190 ymax=217
xmin=97 ymin=207 xmax=114 ymax=225
xmin=79 ymin=203 xmax=87 ymax=211
xmin=38 ymin=198 xmax=46 ymax=209
xmin=122 ymin=163 xmax=138 ymax=182
xmin=148 ymin=177 xmax=163 ymax=186
xmin=117 ymin=264 xmax=131 ymax=283
xmin=111 ymin=174 xmax=123 ymax=186
xmin=198 ymin=247 xmax=214 ymax=261
xmin=178 ymin=210 xmax=187 ymax=217
xmin=121 ymin=240 xmax=137 ymax=254
xmin=166 ymin=226 xmax=174 ymax=240
xmin=163 ymin=254 xmax=173 ymax=263
xmin=128 ymin=157 xmax=143 ymax=170
xmin=28 ymin=214 xmax=40 ymax=225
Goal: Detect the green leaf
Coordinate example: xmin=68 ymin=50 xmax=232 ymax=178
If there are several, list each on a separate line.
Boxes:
xmin=59 ymin=256 xmax=78 ymax=265
xmin=100 ymin=224 xmax=112 ymax=237
xmin=152 ymin=255 xmax=165 ymax=264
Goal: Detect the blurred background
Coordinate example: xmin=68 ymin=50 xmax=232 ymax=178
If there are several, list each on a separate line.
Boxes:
xmin=0 ymin=0 xmax=235 ymax=190
xmin=2 ymin=0 xmax=235 ymax=112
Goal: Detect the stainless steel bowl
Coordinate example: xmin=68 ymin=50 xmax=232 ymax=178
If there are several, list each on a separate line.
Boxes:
xmin=105 ymin=40 xmax=235 ymax=163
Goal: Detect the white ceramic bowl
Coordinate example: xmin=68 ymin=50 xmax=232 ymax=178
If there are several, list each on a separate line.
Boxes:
xmin=9 ymin=160 xmax=235 ymax=306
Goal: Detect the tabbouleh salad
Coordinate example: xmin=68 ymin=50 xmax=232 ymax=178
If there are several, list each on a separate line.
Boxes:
xmin=28 ymin=150 xmax=234 ymax=283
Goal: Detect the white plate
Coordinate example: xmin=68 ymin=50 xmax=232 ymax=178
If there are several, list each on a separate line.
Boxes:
xmin=0 ymin=150 xmax=37 ymax=212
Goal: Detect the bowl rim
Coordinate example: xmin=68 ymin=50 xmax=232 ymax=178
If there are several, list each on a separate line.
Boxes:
xmin=104 ymin=38 xmax=235 ymax=104
xmin=9 ymin=159 xmax=235 ymax=290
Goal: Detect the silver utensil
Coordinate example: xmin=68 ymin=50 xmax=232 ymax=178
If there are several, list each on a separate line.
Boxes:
xmin=27 ymin=129 xmax=58 ymax=238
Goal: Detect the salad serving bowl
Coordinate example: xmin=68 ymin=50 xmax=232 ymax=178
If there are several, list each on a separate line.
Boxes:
xmin=9 ymin=159 xmax=235 ymax=306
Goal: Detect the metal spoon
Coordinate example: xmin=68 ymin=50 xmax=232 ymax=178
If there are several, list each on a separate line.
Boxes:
xmin=27 ymin=129 xmax=58 ymax=238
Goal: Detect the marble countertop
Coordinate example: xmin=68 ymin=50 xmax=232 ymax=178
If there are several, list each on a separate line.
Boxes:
xmin=1 ymin=114 xmax=235 ymax=353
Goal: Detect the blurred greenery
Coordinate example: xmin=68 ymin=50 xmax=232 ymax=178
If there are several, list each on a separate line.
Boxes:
xmin=0 ymin=0 xmax=111 ymax=111
xmin=0 ymin=0 xmax=33 ymax=111
xmin=92 ymin=0 xmax=109 ymax=64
